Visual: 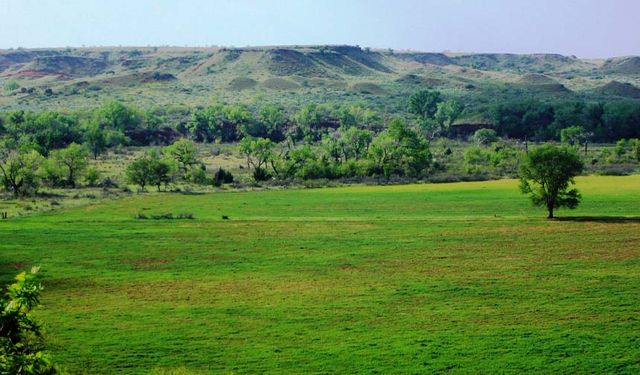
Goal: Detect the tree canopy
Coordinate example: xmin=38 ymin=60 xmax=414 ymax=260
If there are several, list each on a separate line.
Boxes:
xmin=519 ymin=144 xmax=584 ymax=218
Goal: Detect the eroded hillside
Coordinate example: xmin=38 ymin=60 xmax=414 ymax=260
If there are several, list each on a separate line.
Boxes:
xmin=1 ymin=45 xmax=639 ymax=112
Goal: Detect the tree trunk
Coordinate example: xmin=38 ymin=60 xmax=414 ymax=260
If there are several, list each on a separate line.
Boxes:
xmin=68 ymin=169 xmax=75 ymax=188
xmin=547 ymin=205 xmax=554 ymax=219
xmin=10 ymin=178 xmax=22 ymax=199
xmin=270 ymin=160 xmax=279 ymax=176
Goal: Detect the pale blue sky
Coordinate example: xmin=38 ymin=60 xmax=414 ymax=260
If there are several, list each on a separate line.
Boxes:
xmin=0 ymin=0 xmax=638 ymax=58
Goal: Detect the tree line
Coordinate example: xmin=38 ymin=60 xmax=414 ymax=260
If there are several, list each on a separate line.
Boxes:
xmin=1 ymin=93 xmax=639 ymax=155
xmin=125 ymin=115 xmax=434 ymax=191
xmin=2 ymin=91 xmax=640 ymax=196
xmin=488 ymin=99 xmax=640 ymax=143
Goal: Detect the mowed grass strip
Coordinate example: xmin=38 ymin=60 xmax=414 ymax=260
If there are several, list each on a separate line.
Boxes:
xmin=0 ymin=176 xmax=639 ymax=374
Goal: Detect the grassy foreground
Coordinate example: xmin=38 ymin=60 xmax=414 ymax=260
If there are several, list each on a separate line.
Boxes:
xmin=1 ymin=176 xmax=639 ymax=374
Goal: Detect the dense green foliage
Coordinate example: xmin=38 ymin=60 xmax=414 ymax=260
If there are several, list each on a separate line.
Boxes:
xmin=0 ymin=149 xmax=43 ymax=198
xmin=473 ymin=128 xmax=498 ymax=145
xmin=126 ymin=153 xmax=172 ymax=191
xmin=0 ymin=143 xmax=91 ymax=196
xmin=0 ymin=176 xmax=638 ymax=373
xmin=48 ymin=143 xmax=88 ymax=188
xmin=519 ymin=145 xmax=584 ymax=218
xmin=489 ymin=100 xmax=640 ymax=141
xmin=0 ymin=90 xmax=639 ymax=196
xmin=2 ymin=95 xmax=640 ymax=156
xmin=408 ymin=90 xmax=463 ymax=140
xmin=0 ymin=268 xmax=56 ymax=374
xmin=1 ymin=47 xmax=639 ymax=373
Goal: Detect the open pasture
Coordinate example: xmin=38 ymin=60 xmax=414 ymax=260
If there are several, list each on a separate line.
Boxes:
xmin=1 ymin=176 xmax=639 ymax=373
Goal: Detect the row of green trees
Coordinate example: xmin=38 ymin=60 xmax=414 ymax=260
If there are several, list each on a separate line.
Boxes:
xmin=469 ymin=127 xmax=640 ymax=171
xmin=0 ymin=102 xmax=155 ymax=157
xmin=488 ymin=99 xmax=640 ymax=142
xmin=124 ymin=116 xmax=433 ymax=191
xmin=188 ymin=101 xmax=397 ymax=145
xmin=3 ymin=91 xmax=638 ymax=162
xmin=0 ymin=100 xmax=390 ymax=158
xmin=125 ymin=139 xmax=233 ymax=191
xmin=3 ymin=125 xmax=639 ymax=197
xmin=0 ymin=143 xmax=92 ymax=198
xmin=234 ymin=117 xmax=432 ymax=182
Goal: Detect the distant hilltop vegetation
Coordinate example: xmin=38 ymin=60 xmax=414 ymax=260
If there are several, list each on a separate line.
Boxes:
xmin=0 ymin=45 xmax=639 ymax=112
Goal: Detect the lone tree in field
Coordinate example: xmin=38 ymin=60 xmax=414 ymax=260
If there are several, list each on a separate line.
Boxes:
xmin=519 ymin=144 xmax=584 ymax=219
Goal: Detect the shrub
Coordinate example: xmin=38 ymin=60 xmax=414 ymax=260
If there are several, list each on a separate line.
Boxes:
xmin=175 ymin=213 xmax=194 ymax=220
xmin=463 ymin=146 xmax=491 ymax=173
xmin=151 ymin=213 xmax=174 ymax=220
xmin=336 ymin=159 xmax=367 ymax=178
xmin=189 ymin=165 xmax=208 ymax=185
xmin=252 ymin=167 xmax=271 ymax=182
xmin=3 ymin=80 xmax=20 ymax=93
xmin=85 ymin=167 xmax=101 ymax=187
xmin=473 ymin=128 xmax=498 ymax=146
xmin=99 ymin=177 xmax=119 ymax=189
xmin=0 ymin=267 xmax=58 ymax=374
xmin=136 ymin=212 xmax=194 ymax=220
xmin=41 ymin=159 xmax=66 ymax=188
xmin=630 ymin=139 xmax=640 ymax=161
xmin=596 ymin=163 xmax=636 ymax=176
xmin=490 ymin=143 xmax=523 ymax=175
xmin=213 ymin=168 xmax=234 ymax=186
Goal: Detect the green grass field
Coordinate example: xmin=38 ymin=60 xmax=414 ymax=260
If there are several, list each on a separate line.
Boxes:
xmin=1 ymin=176 xmax=639 ymax=374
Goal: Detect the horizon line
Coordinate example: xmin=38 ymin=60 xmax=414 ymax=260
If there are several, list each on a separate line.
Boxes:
xmin=0 ymin=44 xmax=632 ymax=60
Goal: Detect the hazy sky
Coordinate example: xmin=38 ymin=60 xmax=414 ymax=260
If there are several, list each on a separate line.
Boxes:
xmin=1 ymin=0 xmax=638 ymax=58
